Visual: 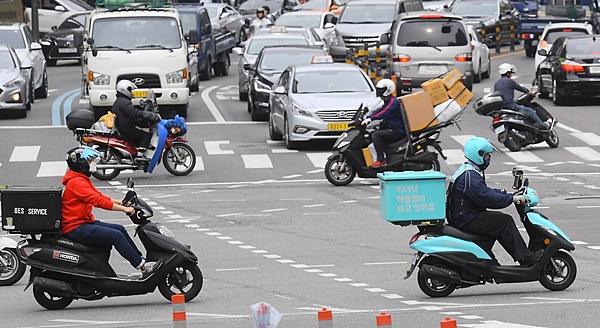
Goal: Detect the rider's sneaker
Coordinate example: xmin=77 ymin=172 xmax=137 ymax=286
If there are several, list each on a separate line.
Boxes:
xmin=142 ymin=259 xmax=162 ymax=276
xmin=534 ymin=122 xmax=548 ymax=130
xmin=371 ymin=160 xmax=387 ymax=168
xmin=519 ymin=249 xmax=543 ymax=267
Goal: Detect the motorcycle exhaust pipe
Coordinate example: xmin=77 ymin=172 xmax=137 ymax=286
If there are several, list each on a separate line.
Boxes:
xmin=96 ymin=164 xmax=138 ymax=170
xmin=33 ymin=277 xmax=77 ymax=296
xmin=420 ymin=264 xmax=462 ymax=284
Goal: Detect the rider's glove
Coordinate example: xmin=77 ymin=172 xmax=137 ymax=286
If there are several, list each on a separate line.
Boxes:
xmin=361 ymin=118 xmax=372 ymax=126
xmin=513 ymin=195 xmax=528 ymax=204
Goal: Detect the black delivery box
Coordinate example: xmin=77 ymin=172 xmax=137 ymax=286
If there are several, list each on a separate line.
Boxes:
xmin=66 ymin=109 xmax=95 ymax=131
xmin=1 ymin=187 xmax=62 ymax=234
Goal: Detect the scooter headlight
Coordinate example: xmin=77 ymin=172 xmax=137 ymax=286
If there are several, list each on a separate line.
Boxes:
xmin=158 ymin=224 xmax=176 ymax=238
xmin=333 ymin=132 xmax=348 ymax=148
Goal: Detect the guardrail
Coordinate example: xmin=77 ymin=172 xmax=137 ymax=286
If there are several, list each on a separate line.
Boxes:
xmin=479 ymin=21 xmax=519 ymax=54
xmin=344 ymin=42 xmax=391 ymax=85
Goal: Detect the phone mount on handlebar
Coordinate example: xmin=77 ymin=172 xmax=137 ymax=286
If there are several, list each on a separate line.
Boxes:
xmin=512 ymin=168 xmax=523 ymax=190
xmin=122 ymin=178 xmax=152 ymax=224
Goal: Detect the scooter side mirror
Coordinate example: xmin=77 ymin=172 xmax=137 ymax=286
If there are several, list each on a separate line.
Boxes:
xmin=127 ymin=177 xmax=134 ymax=189
xmin=512 ymin=168 xmax=523 ymax=189
xmin=524 ymin=178 xmax=529 ymax=188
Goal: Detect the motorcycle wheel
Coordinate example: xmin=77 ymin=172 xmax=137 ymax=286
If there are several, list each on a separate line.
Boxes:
xmin=92 ymin=148 xmax=121 ymax=180
xmin=546 ymin=129 xmax=559 ymax=148
xmin=0 ymin=249 xmax=26 ymax=286
xmin=430 ymin=158 xmax=441 ymax=171
xmin=158 ymin=263 xmax=203 ymax=302
xmin=417 ymin=257 xmax=457 ymax=298
xmin=325 ymin=157 xmax=356 ymax=186
xmin=162 ymin=143 xmax=196 ymax=176
xmin=504 ymin=132 xmax=522 ymax=152
xmin=33 ymin=272 xmax=74 ymax=310
xmin=539 ymin=251 xmax=576 ymax=291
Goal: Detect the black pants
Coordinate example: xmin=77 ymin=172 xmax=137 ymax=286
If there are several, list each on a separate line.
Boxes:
xmin=460 ymin=211 xmax=529 ymax=262
xmin=371 ymin=129 xmax=405 ymax=162
xmin=120 ymin=127 xmax=151 ymax=149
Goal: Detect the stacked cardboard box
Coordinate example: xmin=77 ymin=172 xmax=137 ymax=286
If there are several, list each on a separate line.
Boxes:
xmin=421 ymin=79 xmax=448 ymax=106
xmin=442 ymin=68 xmax=473 ymax=108
xmin=399 ymin=91 xmax=438 ymax=132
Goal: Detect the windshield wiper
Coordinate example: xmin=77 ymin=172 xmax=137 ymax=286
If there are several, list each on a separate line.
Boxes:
xmin=135 ymin=44 xmax=173 ymax=52
xmin=405 ymin=41 xmax=441 ymax=51
xmin=93 ymin=45 xmax=131 ymax=53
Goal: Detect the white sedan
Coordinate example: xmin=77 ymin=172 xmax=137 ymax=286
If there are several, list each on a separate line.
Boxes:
xmin=534 ymin=22 xmax=594 ymax=70
xmin=274 ymin=11 xmax=338 ymax=53
xmin=467 ymin=25 xmax=490 ymax=83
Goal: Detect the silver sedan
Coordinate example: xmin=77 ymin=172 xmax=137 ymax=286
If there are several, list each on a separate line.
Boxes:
xmin=0 ymin=44 xmax=32 ymax=118
xmin=269 ymin=59 xmax=377 ymax=149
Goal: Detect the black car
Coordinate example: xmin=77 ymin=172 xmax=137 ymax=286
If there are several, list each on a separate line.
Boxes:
xmin=536 ymin=35 xmax=600 ymax=105
xmin=243 ymin=45 xmax=325 ymax=121
xmin=447 ymin=0 xmax=519 ymax=44
xmin=40 ymin=11 xmax=90 ymax=66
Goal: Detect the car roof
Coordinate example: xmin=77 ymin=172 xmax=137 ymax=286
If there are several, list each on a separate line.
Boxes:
xmin=0 ymin=23 xmax=25 ymax=29
xmin=345 ymin=0 xmax=397 ymax=4
xmin=278 ymin=11 xmax=327 ymax=17
xmin=398 ymin=11 xmax=464 ymax=21
xmin=261 ymin=45 xmax=324 ymax=53
xmin=544 ymin=22 xmax=594 ymax=30
xmin=253 ymin=26 xmax=313 ymax=38
xmin=562 ymin=34 xmax=600 ymax=41
xmin=292 ymin=62 xmax=362 ymax=73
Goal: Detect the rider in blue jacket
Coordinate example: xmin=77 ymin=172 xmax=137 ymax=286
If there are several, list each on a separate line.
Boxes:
xmin=449 ymin=137 xmax=542 ymax=266
xmin=361 ymin=79 xmax=406 ymax=168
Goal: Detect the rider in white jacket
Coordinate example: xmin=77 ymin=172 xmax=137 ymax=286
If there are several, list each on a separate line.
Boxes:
xmin=251 ymin=7 xmax=272 ymax=33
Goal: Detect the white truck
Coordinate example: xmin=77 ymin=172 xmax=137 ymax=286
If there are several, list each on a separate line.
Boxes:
xmin=82 ymin=0 xmax=195 ymax=119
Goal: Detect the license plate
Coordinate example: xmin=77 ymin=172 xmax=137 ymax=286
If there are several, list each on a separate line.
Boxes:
xmin=589 ymin=66 xmax=600 ymax=74
xmin=494 ymin=124 xmax=506 ymax=135
xmin=132 ymin=90 xmax=148 ymax=98
xmin=328 ymin=123 xmax=349 ymax=130
xmin=418 ymin=65 xmax=447 ymax=75
xmin=58 ymin=48 xmax=78 ymax=53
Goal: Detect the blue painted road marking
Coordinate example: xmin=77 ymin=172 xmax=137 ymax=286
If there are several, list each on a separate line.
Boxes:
xmin=52 ymin=89 xmax=81 ymax=126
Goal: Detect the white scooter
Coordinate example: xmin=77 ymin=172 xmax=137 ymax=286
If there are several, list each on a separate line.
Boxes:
xmin=0 ymin=235 xmax=26 ymax=286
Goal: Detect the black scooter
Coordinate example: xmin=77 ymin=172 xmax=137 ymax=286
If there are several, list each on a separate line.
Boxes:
xmin=324 ymin=104 xmax=455 ymax=186
xmin=18 ymin=178 xmax=203 ymax=310
xmin=404 ymin=169 xmax=576 ymax=297
xmin=474 ymin=91 xmax=559 ymax=152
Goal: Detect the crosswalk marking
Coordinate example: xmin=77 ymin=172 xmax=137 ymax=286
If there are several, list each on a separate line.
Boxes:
xmin=571 ymin=132 xmax=600 ymax=146
xmin=194 ymin=156 xmax=204 ymax=171
xmin=36 ymin=161 xmax=67 ymax=177
xmin=205 ymin=141 xmax=234 ymax=155
xmin=505 ymin=150 xmax=544 ymax=163
xmin=10 ymin=146 xmax=41 ymax=162
xmin=565 ymin=147 xmax=600 ymax=161
xmin=451 ymin=135 xmax=476 ymax=147
xmin=241 ymin=154 xmax=273 ymax=168
xmin=444 ymin=149 xmax=466 ymax=165
xmin=306 ymin=153 xmax=330 ymax=168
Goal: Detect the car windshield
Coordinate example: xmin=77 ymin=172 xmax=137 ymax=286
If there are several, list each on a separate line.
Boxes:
xmin=452 ymin=2 xmax=497 ymax=16
xmin=64 ymin=0 xmax=93 ymax=11
xmin=545 ymin=29 xmax=590 ymax=43
xmin=205 ymin=6 xmax=219 ymax=19
xmin=301 ymin=0 xmax=327 ymax=10
xmin=565 ymin=38 xmax=600 ymax=56
xmin=293 ymin=70 xmax=372 ymax=93
xmin=92 ymin=17 xmax=182 ymax=50
xmin=0 ymin=49 xmax=17 ymax=69
xmin=0 ymin=30 xmax=25 ymax=49
xmin=247 ymin=37 xmax=308 ymax=55
xmin=260 ymin=50 xmax=323 ymax=71
xmin=59 ymin=14 xmax=88 ymax=30
xmin=339 ymin=4 xmax=396 ymax=24
xmin=397 ymin=21 xmax=468 ymax=47
xmin=275 ymin=15 xmax=321 ymax=28
xmin=239 ymin=0 xmax=282 ymax=15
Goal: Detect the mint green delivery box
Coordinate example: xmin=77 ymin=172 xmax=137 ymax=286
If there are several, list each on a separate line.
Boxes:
xmin=378 ymin=171 xmax=447 ymax=226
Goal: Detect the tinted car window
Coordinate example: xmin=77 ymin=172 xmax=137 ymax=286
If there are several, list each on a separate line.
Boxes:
xmin=276 ymin=15 xmax=321 ymax=28
xmin=452 ymin=2 xmax=496 ymax=16
xmin=259 ymin=50 xmax=323 ymax=71
xmin=565 ymin=38 xmax=600 ymax=56
xmin=302 ymin=0 xmax=328 ymax=10
xmin=293 ymin=70 xmax=372 ymax=93
xmin=247 ymin=38 xmax=308 ymax=54
xmin=0 ymin=30 xmax=26 ymax=49
xmin=339 ymin=4 xmax=396 ymax=23
xmin=397 ymin=21 xmax=468 ymax=47
xmin=545 ymin=29 xmax=590 ymax=43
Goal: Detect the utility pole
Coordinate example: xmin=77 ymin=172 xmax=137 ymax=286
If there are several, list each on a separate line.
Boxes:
xmin=31 ymin=0 xmax=39 ymax=40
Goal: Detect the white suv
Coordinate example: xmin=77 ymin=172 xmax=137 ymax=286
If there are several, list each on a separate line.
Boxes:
xmin=24 ymin=0 xmax=94 ymax=36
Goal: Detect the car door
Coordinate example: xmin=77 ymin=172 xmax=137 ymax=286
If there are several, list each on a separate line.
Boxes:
xmin=542 ymin=38 xmax=565 ymax=92
xmin=271 ymin=69 xmax=291 ymax=131
xmin=23 ymin=26 xmax=44 ymax=87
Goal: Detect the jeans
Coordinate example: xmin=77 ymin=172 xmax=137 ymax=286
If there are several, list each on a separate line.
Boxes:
xmin=506 ymin=103 xmax=545 ymax=125
xmin=371 ymin=129 xmax=406 ymax=162
xmin=65 ymin=220 xmax=143 ymax=268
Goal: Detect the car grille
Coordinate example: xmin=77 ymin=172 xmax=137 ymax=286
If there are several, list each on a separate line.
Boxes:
xmin=316 ymin=110 xmax=357 ymax=122
xmin=342 ymin=36 xmax=379 ymax=47
xmin=117 ymin=74 xmax=161 ymax=89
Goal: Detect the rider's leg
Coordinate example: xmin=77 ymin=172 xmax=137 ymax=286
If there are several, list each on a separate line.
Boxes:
xmin=509 ymin=103 xmax=545 ymax=125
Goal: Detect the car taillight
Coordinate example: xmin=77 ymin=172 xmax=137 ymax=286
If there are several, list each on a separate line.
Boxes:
xmin=393 ymin=53 xmax=411 ymax=62
xmin=562 ymin=63 xmax=585 ymax=73
xmin=521 ymin=33 xmax=535 ymax=39
xmin=562 ymin=28 xmax=572 ymax=32
xmin=493 ymin=116 xmax=501 ymax=123
xmin=455 ymin=53 xmax=472 ymax=62
xmin=420 ymin=14 xmax=445 ymax=19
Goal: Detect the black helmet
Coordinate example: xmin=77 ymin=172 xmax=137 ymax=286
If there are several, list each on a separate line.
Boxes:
xmin=66 ymin=146 xmax=101 ymax=176
xmin=262 ymin=5 xmax=270 ymax=13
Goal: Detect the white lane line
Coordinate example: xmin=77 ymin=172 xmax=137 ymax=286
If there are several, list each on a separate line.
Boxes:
xmin=451 ymin=135 xmax=476 ymax=147
xmin=205 ymin=141 xmax=234 ymax=155
xmin=10 ymin=145 xmax=40 ymax=162
xmin=505 ymin=150 xmax=544 ymax=163
xmin=290 ymin=264 xmax=334 ymax=268
xmin=200 ymin=85 xmax=225 ymax=122
xmin=194 ymin=156 xmax=205 ymax=171
xmin=334 ymin=278 xmax=353 ymax=282
xmin=306 ymin=153 xmax=330 ymax=168
xmin=444 ymin=149 xmax=466 ymax=165
xmin=264 ymin=254 xmax=281 ymax=258
xmin=261 ymin=208 xmax=287 ymax=212
xmin=382 ymin=294 xmax=404 ymax=299
xmin=239 ymin=245 xmax=256 ymax=249
xmin=228 ymin=241 xmax=244 ymax=245
xmin=350 ymin=283 xmax=370 ymax=287
xmin=588 ymin=246 xmax=600 ymax=250
xmin=252 ymin=250 xmax=268 ymax=253
xmin=571 ymin=132 xmax=600 ymax=146
xmin=302 ymin=204 xmax=325 ymax=208
xmin=565 ymin=147 xmax=600 ymax=161
xmin=36 ymin=161 xmax=67 ymax=177
xmin=215 ymin=267 xmax=258 ymax=272
xmin=271 ymin=148 xmax=298 ymax=153
xmin=557 ymin=122 xmax=581 ymax=133
xmin=577 ymin=206 xmax=600 ymax=208
xmin=365 ymin=288 xmax=386 ymax=293
xmin=318 ymin=273 xmax=338 ymax=277
xmin=242 ymin=154 xmax=273 ymax=168
xmin=364 ymin=262 xmax=406 ymax=265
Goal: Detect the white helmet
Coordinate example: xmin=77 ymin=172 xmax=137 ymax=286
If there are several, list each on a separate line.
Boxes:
xmin=116 ymin=79 xmax=138 ymax=99
xmin=498 ymin=63 xmax=516 ymax=76
xmin=375 ymin=79 xmax=395 ymax=97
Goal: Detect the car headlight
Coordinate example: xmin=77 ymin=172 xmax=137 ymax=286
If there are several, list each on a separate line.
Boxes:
xmin=329 ymin=30 xmax=339 ymax=46
xmin=92 ymin=72 xmax=110 ymax=85
xmin=3 ymin=77 xmax=23 ymax=88
xmin=158 ymin=224 xmax=176 ymax=238
xmin=254 ymin=79 xmax=271 ymax=92
xmin=291 ymin=104 xmax=312 ymax=117
xmin=166 ymin=69 xmax=187 ymax=84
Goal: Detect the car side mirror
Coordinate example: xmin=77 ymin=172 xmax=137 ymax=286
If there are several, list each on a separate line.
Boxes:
xmin=324 ymin=22 xmax=335 ymax=29
xmin=220 ymin=12 xmax=231 ymax=19
xmin=537 ymin=49 xmax=547 ymax=56
xmin=379 ymin=33 xmax=390 ymax=44
xmin=20 ymin=64 xmax=32 ymax=70
xmin=273 ymin=86 xmax=285 ymax=94
xmin=30 ymin=42 xmax=42 ymax=51
xmin=243 ymin=63 xmax=254 ymax=71
xmin=244 ymin=17 xmax=252 ymax=27
xmin=54 ymin=5 xmax=66 ymax=12
xmin=188 ymin=29 xmax=199 ymax=44
xmin=51 ymin=25 xmax=58 ymax=31
xmin=86 ymin=37 xmax=95 ymax=46
xmin=232 ymin=47 xmax=243 ymax=56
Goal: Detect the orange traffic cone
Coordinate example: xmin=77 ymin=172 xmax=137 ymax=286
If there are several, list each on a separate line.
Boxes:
xmin=440 ymin=317 xmax=457 ymax=328
xmin=318 ymin=308 xmax=333 ymax=328
xmin=172 ymin=293 xmax=186 ymax=328
xmin=376 ymin=312 xmax=392 ymax=327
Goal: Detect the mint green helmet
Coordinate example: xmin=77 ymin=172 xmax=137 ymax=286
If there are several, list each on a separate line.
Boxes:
xmin=464 ymin=137 xmax=496 ymax=165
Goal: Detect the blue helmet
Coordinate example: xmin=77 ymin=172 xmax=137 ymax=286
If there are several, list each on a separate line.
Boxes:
xmin=464 ymin=137 xmax=496 ymax=165
xmin=66 ymin=146 xmax=101 ymax=174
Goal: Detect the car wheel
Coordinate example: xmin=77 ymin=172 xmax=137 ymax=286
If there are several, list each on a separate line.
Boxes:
xmin=189 ymin=73 xmax=199 ymax=92
xmin=239 ymin=89 xmax=248 ymax=101
xmin=552 ymin=78 xmax=565 ymax=106
xmin=284 ymin=115 xmax=297 ymax=150
xmin=482 ymin=56 xmax=491 ymax=79
xmin=46 ymin=59 xmax=57 ymax=67
xmin=269 ymin=113 xmax=282 ymax=141
xmin=34 ymin=69 xmax=48 ymax=99
xmin=199 ymin=57 xmax=211 ymax=81
xmin=474 ymin=60 xmax=482 ymax=83
xmin=29 ymin=78 xmax=35 ymax=105
xmin=538 ymin=75 xmax=549 ymax=99
xmin=215 ymin=54 xmax=230 ymax=77
xmin=464 ymin=74 xmax=473 ymax=91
